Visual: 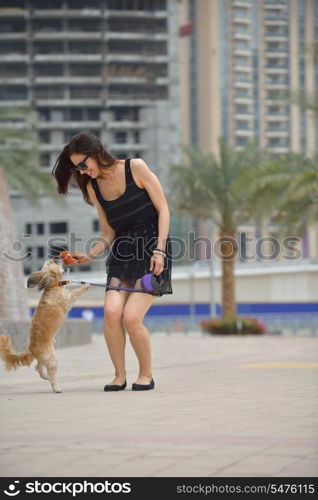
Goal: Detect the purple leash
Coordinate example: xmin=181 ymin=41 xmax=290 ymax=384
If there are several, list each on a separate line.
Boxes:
xmin=58 ymin=280 xmax=147 ymax=292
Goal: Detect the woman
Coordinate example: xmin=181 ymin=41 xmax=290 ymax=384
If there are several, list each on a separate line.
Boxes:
xmin=52 ymin=132 xmax=172 ymax=392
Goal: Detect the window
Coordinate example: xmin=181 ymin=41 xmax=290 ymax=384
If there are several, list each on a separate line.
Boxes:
xmin=268 ymin=138 xmax=281 ymax=146
xmin=25 ymin=223 xmax=32 ymax=234
xmin=39 ymin=130 xmax=50 ymax=143
xmin=37 ymin=247 xmax=44 ymax=258
xmin=236 ymin=137 xmax=248 ymax=146
xmin=236 ymin=121 xmax=249 ymax=130
xmin=236 ymin=104 xmax=249 ymax=114
xmin=115 ymin=132 xmax=127 ymax=144
xmin=69 ymin=41 xmax=101 ymax=54
xmin=69 ymin=64 xmax=101 ymax=76
xmin=134 ymin=131 xmax=140 ymax=143
xmin=0 ymin=18 xmax=25 ymax=33
xmin=64 ymin=130 xmax=82 ymax=142
xmin=37 ymin=223 xmax=44 ymax=235
xmin=87 ymin=108 xmax=100 ymax=121
xmin=49 ymin=222 xmax=68 ymax=234
xmin=69 ymin=109 xmax=83 ymax=121
xmin=80 ymin=265 xmax=91 ymax=272
xmin=34 ymin=42 xmax=63 ymax=54
xmin=93 ymin=219 xmax=99 ymax=232
xmin=0 ymin=86 xmax=27 ymax=101
xmin=40 ymin=153 xmax=50 ymax=167
xmin=69 ymin=86 xmax=101 ymax=99
xmin=0 ymin=41 xmax=25 ymax=55
xmin=35 ymin=64 xmax=63 ymax=77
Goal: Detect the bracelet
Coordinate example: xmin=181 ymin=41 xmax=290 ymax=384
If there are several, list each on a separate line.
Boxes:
xmin=153 ymin=248 xmax=167 ymax=257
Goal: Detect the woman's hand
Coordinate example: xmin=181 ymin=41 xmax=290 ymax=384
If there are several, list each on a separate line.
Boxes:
xmin=68 ymin=251 xmax=93 ymax=266
xmin=150 ymin=252 xmax=165 ymax=276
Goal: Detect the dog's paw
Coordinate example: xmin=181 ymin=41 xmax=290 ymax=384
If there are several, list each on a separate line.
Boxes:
xmin=54 ymin=388 xmax=63 ymax=393
xmin=84 ymin=284 xmax=91 ymax=291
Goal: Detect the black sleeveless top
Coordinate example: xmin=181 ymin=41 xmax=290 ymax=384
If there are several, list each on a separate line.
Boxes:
xmin=91 ymin=159 xmax=172 ymax=296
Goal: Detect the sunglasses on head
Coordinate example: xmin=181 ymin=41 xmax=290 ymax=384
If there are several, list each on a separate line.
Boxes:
xmin=74 ymin=155 xmax=89 ymax=171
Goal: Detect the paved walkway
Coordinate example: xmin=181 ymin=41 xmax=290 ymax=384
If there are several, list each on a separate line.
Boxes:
xmin=1 ymin=332 xmax=317 ymax=477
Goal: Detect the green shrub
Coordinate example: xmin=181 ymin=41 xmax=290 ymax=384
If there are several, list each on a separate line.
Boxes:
xmin=199 ymin=316 xmax=267 ymax=335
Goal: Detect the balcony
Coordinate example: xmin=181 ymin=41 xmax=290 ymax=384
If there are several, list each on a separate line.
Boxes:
xmin=265 ymin=66 xmax=289 ymax=73
xmin=265 ymin=129 xmax=289 ymax=137
xmin=232 ymin=32 xmax=251 ymax=41
xmin=265 ymin=114 xmax=288 ymax=121
xmin=232 ymin=1 xmax=251 ymax=7
xmin=234 ymin=129 xmax=254 ymax=137
xmin=34 ymin=76 xmax=103 ymax=85
xmin=265 ymin=49 xmax=288 ymax=57
xmin=233 ymin=48 xmax=252 ymax=57
xmin=264 ymin=19 xmax=288 ymax=26
xmin=33 ymin=31 xmax=101 ymax=40
xmin=233 ymin=95 xmax=253 ymax=104
xmin=0 ymin=54 xmax=29 ymax=62
xmin=106 ymin=32 xmax=167 ymax=41
xmin=233 ymin=64 xmax=253 ymax=72
xmin=33 ymin=9 xmax=102 ymax=18
xmin=266 ymin=146 xmax=289 ymax=153
xmin=105 ymin=10 xmax=167 ymax=19
xmin=234 ymin=81 xmax=253 ymax=89
xmin=0 ymin=7 xmax=26 ymax=16
xmin=34 ymin=99 xmax=103 ymax=107
xmin=110 ymin=142 xmax=148 ymax=151
xmin=263 ymin=4 xmax=287 ymax=10
xmin=106 ymin=54 xmax=168 ymax=63
xmin=266 ymin=82 xmax=289 ymax=89
xmin=37 ymin=121 xmax=102 ymax=130
xmin=107 ymin=120 xmax=146 ymax=130
xmin=33 ymin=54 xmax=103 ymax=62
xmin=0 ymin=77 xmax=29 ymax=84
xmin=0 ymin=33 xmax=26 ymax=40
xmin=264 ymin=35 xmax=288 ymax=41
xmin=234 ymin=113 xmax=253 ymax=120
xmin=233 ymin=17 xmax=251 ymax=24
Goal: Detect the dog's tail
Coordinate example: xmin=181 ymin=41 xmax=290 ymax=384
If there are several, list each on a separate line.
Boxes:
xmin=0 ymin=335 xmax=34 ymax=371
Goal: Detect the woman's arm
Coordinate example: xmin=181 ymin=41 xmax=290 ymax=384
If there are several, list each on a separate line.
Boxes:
xmin=132 ymin=159 xmax=170 ymax=276
xmin=71 ymin=183 xmax=116 ymax=265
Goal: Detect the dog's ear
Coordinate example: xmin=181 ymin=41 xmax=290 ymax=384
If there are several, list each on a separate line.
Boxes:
xmin=27 ymin=271 xmax=53 ymax=291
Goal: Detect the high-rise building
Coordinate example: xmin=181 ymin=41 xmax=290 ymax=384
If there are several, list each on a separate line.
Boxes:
xmin=0 ymin=0 xmax=183 ymax=273
xmin=179 ymin=0 xmax=318 ymax=261
xmin=181 ymin=0 xmax=317 ymax=155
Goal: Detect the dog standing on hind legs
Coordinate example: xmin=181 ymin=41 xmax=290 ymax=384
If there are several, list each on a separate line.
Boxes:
xmin=0 ymin=259 xmax=90 ymax=393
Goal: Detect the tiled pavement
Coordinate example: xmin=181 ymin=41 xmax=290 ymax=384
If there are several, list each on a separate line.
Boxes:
xmin=0 ymin=332 xmax=317 ymax=477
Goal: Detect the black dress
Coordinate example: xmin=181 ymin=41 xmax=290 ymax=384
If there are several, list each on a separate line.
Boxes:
xmin=91 ymin=158 xmax=173 ymax=296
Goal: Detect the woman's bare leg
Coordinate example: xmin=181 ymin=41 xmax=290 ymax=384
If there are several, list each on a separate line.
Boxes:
xmin=104 ymin=279 xmax=130 ymax=385
xmin=123 ymin=283 xmax=156 ymax=385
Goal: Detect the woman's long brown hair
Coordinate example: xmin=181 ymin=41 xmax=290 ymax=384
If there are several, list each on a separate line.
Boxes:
xmin=51 ymin=131 xmax=117 ymax=205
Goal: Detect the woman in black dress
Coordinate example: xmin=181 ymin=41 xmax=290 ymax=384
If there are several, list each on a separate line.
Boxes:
xmin=52 ymin=132 xmax=172 ymax=391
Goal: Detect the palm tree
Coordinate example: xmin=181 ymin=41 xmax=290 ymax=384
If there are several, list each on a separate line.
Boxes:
xmin=246 ymin=152 xmax=318 ymax=237
xmin=0 ymin=107 xmax=60 ymax=321
xmin=170 ymin=139 xmax=269 ymax=318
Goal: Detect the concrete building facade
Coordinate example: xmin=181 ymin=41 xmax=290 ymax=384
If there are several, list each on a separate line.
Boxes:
xmin=0 ymin=0 xmax=184 ymax=274
xmin=179 ymin=0 xmax=318 ymax=261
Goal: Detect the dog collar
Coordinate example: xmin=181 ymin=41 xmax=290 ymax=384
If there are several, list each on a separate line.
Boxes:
xmin=53 ymin=280 xmax=72 ymax=287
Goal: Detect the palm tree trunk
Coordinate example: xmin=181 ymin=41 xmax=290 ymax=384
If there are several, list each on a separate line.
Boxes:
xmin=220 ymin=231 xmax=237 ymax=318
xmin=0 ymin=168 xmax=29 ymax=320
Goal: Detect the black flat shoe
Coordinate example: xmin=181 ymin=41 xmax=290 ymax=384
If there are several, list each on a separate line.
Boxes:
xmin=104 ymin=380 xmax=127 ymax=392
xmin=132 ymin=378 xmax=155 ymax=391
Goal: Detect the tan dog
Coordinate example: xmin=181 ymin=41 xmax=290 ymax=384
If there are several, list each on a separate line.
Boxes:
xmin=0 ymin=259 xmax=90 ymax=393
